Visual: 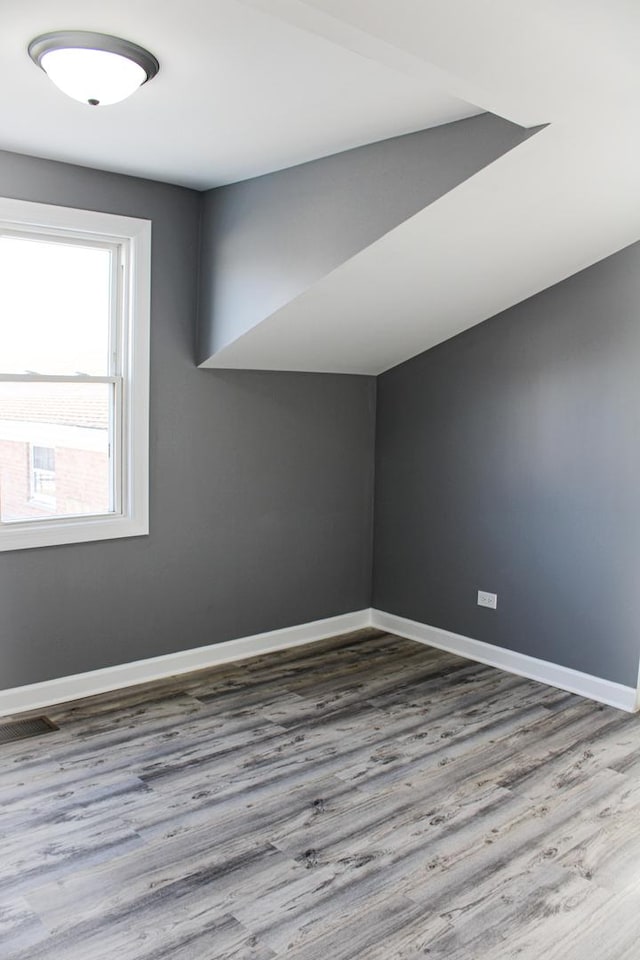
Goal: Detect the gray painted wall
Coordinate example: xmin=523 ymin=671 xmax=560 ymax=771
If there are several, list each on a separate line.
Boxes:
xmin=373 ymin=242 xmax=640 ymax=687
xmin=4 ymin=136 xmax=637 ymax=693
xmin=0 ymin=149 xmax=375 ymax=689
xmin=198 ymin=114 xmax=534 ymax=363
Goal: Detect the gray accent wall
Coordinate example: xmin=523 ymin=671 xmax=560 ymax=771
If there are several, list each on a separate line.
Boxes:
xmin=198 ymin=114 xmax=534 ymax=363
xmin=373 ymin=242 xmax=640 ymax=687
xmin=0 ymin=149 xmax=375 ymax=689
xmin=4 ymin=136 xmax=639 ymax=694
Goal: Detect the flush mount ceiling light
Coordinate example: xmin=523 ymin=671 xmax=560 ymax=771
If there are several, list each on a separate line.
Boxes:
xmin=28 ymin=31 xmax=159 ymax=107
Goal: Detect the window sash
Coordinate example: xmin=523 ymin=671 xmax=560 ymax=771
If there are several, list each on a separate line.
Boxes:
xmin=0 ymin=197 xmax=150 ymax=553
xmin=0 ymin=225 xmax=123 ymax=527
xmin=0 ymin=232 xmax=121 ymax=379
xmin=0 ymin=375 xmax=123 ymax=525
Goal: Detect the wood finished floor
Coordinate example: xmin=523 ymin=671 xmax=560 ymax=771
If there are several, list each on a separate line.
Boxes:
xmin=2 ymin=629 xmax=640 ymax=960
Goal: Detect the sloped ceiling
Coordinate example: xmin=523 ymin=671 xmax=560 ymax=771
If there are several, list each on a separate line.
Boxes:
xmin=197 ymin=113 xmax=534 ymax=366
xmin=202 ymin=0 xmax=640 ymax=374
xmin=4 ymin=1 xmax=640 ymax=374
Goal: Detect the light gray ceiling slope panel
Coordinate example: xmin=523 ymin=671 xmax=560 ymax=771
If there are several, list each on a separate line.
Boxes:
xmin=198 ymin=113 xmax=533 ymax=367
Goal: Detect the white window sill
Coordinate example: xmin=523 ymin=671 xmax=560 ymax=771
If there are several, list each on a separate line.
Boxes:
xmin=0 ymin=514 xmax=149 ymax=552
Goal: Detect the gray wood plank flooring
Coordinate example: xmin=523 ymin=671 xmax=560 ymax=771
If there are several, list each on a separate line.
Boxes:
xmin=2 ymin=629 xmax=640 ymax=959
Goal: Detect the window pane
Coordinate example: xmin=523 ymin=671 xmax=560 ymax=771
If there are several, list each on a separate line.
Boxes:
xmin=30 ymin=445 xmax=56 ymax=506
xmin=0 ymin=382 xmax=113 ymax=522
xmin=0 ymin=236 xmax=111 ymax=375
xmin=32 ymin=445 xmax=55 ymax=473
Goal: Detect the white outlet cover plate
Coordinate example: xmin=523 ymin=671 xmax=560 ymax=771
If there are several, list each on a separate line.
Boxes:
xmin=477 ymin=590 xmax=497 ymax=609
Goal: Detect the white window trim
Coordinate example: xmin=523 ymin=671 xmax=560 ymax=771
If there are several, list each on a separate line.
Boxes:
xmin=0 ymin=197 xmax=151 ymax=552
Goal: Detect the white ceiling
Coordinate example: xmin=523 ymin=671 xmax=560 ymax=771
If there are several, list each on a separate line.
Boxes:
xmin=5 ymin=0 xmax=640 ymax=375
xmin=203 ymin=0 xmax=640 ymax=374
xmin=0 ymin=0 xmax=480 ymax=188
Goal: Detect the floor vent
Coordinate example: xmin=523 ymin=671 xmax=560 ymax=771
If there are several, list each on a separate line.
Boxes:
xmin=0 ymin=717 xmax=58 ymax=745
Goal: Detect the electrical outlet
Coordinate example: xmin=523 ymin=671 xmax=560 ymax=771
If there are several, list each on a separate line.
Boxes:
xmin=477 ymin=590 xmax=497 ymax=610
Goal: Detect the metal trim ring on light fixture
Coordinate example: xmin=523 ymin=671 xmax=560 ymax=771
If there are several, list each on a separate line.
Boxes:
xmin=28 ymin=31 xmax=160 ymax=84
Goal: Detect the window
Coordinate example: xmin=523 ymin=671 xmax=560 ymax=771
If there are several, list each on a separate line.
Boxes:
xmin=30 ymin=445 xmax=56 ymax=507
xmin=0 ymin=198 xmax=150 ymax=551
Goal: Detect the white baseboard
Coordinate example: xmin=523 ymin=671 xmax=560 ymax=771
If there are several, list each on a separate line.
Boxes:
xmin=371 ymin=609 xmax=638 ymax=713
xmin=0 ymin=609 xmax=373 ymax=718
xmin=3 ymin=605 xmax=635 ymax=717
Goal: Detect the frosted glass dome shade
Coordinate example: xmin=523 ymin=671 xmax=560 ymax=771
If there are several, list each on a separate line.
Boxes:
xmin=41 ymin=48 xmax=146 ymax=105
xmin=29 ymin=32 xmax=159 ymax=107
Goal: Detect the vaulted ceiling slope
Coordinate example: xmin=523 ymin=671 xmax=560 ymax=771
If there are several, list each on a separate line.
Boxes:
xmin=5 ymin=1 xmax=640 ymax=374
xmin=202 ymin=0 xmax=640 ymax=374
xmin=197 ymin=113 xmax=533 ymax=365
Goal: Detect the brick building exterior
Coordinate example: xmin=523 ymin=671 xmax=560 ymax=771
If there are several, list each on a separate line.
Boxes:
xmin=0 ymin=388 xmax=110 ymax=522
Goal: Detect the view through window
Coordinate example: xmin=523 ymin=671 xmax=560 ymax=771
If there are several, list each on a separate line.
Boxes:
xmin=0 ymin=234 xmax=115 ymax=524
xmin=0 ymin=199 xmax=150 ymax=553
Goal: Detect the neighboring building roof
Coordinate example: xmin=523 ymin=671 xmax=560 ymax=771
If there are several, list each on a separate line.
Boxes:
xmin=0 ymin=393 xmax=108 ymax=430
